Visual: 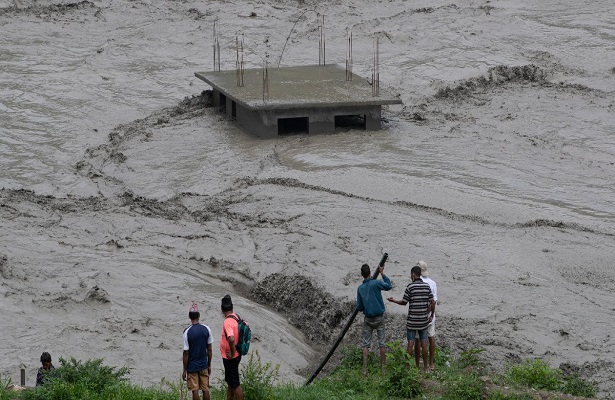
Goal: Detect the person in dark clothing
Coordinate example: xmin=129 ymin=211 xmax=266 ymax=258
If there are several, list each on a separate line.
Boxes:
xmin=36 ymin=351 xmax=55 ymax=386
xmin=356 ymin=262 xmax=392 ymax=375
xmin=183 ymin=303 xmax=213 ymax=400
xmin=220 ymin=295 xmax=243 ymax=400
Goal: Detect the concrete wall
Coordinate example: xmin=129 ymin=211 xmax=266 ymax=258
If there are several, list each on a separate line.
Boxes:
xmin=233 ymin=103 xmax=383 ymax=138
xmin=236 ymin=104 xmax=277 ymax=138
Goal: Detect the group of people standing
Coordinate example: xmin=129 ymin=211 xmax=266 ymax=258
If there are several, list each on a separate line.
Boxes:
xmin=183 ymin=260 xmax=437 ymax=400
xmin=36 ymin=260 xmax=435 ymax=399
xmin=356 ymin=260 xmax=437 ymax=374
xmin=182 ymin=294 xmax=243 ymax=400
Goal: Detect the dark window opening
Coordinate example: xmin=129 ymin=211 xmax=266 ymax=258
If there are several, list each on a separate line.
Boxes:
xmin=278 ymin=117 xmax=309 ymax=135
xmin=335 ymin=114 xmax=366 ymax=131
xmin=231 ymin=101 xmax=236 ymax=118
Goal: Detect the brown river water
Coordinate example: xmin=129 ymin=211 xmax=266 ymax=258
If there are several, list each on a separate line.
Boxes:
xmin=1 ymin=0 xmax=614 ymax=396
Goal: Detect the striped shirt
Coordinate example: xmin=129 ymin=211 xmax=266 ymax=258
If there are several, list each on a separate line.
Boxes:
xmin=403 ymin=278 xmax=433 ymax=330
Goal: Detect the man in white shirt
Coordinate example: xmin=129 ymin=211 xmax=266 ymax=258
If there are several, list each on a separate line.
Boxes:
xmin=416 ymin=261 xmax=437 ymax=371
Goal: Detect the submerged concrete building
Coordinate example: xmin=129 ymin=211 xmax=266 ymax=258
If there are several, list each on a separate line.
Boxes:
xmin=195 ymin=64 xmax=402 ymax=138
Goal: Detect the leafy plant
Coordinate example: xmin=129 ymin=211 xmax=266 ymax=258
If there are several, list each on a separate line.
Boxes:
xmin=381 ymin=340 xmax=422 ymax=398
xmin=443 ymin=373 xmax=483 ymax=400
xmin=20 ymin=357 xmax=175 ymax=400
xmin=458 ymin=348 xmax=485 ymax=369
xmin=54 ymin=357 xmax=129 ymax=392
xmin=0 ymin=374 xmax=13 ymax=400
xmin=339 ymin=345 xmax=376 ymax=369
xmin=241 ymin=350 xmax=280 ymax=400
xmin=160 ymin=376 xmax=190 ymax=400
xmin=561 ymin=374 xmax=596 ymax=397
xmin=434 ymin=345 xmax=452 ymax=369
xmin=505 ymin=359 xmax=561 ymax=391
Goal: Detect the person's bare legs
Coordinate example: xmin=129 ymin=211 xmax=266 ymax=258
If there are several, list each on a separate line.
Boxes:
xmin=234 ymin=386 xmax=243 ymax=400
xmin=191 ymin=390 xmax=200 ymax=400
xmin=414 ymin=338 xmax=420 ymax=366
xmin=203 ymin=389 xmax=210 ymax=400
xmin=226 ymin=386 xmax=243 ymax=400
xmin=428 ymin=336 xmax=436 ymax=370
xmin=362 ymin=347 xmax=369 ymax=376
xmin=420 ymin=339 xmax=429 ymax=372
xmin=407 ymin=340 xmax=419 ymax=368
xmin=379 ymin=346 xmax=386 ymax=373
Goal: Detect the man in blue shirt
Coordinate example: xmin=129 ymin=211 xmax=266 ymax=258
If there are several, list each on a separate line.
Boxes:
xmin=183 ymin=303 xmax=213 ymax=400
xmin=356 ymin=262 xmax=392 ymax=375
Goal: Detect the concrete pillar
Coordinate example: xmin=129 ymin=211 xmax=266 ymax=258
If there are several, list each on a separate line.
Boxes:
xmin=309 ymin=119 xmax=335 ymax=134
xmin=225 ymin=97 xmax=234 ymax=118
xmin=365 ymin=107 xmax=382 ymax=131
xmin=212 ymin=89 xmax=222 ymax=107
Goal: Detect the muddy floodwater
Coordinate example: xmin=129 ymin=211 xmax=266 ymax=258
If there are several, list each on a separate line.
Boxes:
xmin=1 ymin=0 xmax=615 ymax=397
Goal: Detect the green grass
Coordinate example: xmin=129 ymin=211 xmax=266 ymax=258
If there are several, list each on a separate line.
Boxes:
xmin=561 ymin=375 xmax=597 ymax=397
xmin=0 ymin=347 xmax=597 ymax=400
xmin=0 ymin=374 xmax=14 ymax=400
xmin=486 ymin=392 xmax=535 ymax=400
xmin=4 ymin=357 xmax=176 ymax=400
xmin=493 ymin=358 xmax=597 ymax=398
xmin=505 ymin=359 xmax=562 ymax=391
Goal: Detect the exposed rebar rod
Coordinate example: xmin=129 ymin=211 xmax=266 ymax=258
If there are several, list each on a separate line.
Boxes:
xmin=304 ymin=253 xmax=389 ymax=386
xmin=235 ymin=35 xmax=244 ymax=87
xmin=372 ymin=36 xmax=380 ymax=97
xmin=278 ymin=9 xmax=316 ymax=67
xmin=346 ymin=31 xmax=353 ymax=81
xmin=262 ymin=60 xmax=269 ymax=102
xmin=318 ymin=14 xmax=326 ymax=66
xmin=213 ymin=19 xmax=221 ymax=72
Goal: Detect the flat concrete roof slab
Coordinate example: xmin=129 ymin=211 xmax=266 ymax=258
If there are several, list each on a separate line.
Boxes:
xmin=195 ymin=64 xmax=402 ymax=111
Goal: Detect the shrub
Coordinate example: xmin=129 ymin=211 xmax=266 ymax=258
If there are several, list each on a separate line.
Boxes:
xmin=339 ymin=345 xmax=377 ymax=369
xmin=381 ymin=341 xmax=422 ymax=398
xmin=20 ymin=357 xmax=175 ymax=400
xmin=458 ymin=348 xmax=485 ymax=370
xmin=54 ymin=357 xmax=129 ymax=392
xmin=443 ymin=373 xmax=483 ymax=400
xmin=0 ymin=375 xmax=13 ymax=400
xmin=241 ymin=350 xmax=280 ymax=400
xmin=306 ymin=345 xmax=380 ymax=397
xmin=562 ymin=375 xmax=596 ymax=397
xmin=434 ymin=346 xmax=452 ymax=369
xmin=160 ymin=376 xmax=190 ymax=400
xmin=506 ymin=359 xmax=561 ymax=391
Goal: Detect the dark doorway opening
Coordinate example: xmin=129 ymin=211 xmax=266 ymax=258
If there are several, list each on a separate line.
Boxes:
xmin=231 ymin=100 xmax=236 ymax=118
xmin=335 ymin=114 xmax=366 ymax=131
xmin=278 ymin=117 xmax=309 ymax=135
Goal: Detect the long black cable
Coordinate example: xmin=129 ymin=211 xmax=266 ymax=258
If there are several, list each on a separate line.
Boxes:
xmin=304 ymin=253 xmax=388 ymax=386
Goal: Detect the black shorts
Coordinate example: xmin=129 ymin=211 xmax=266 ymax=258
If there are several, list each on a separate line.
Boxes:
xmin=223 ymin=356 xmax=241 ymax=389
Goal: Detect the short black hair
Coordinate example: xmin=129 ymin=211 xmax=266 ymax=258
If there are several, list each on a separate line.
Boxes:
xmin=40 ymin=352 xmax=52 ymax=363
xmin=361 ymin=263 xmax=370 ymax=278
xmin=411 ymin=266 xmax=422 ymax=277
xmin=221 ymin=294 xmax=233 ymax=312
xmin=188 ymin=311 xmax=200 ymax=320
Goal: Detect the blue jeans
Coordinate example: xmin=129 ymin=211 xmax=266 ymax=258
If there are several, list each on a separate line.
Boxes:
xmin=406 ymin=328 xmax=428 ymax=342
